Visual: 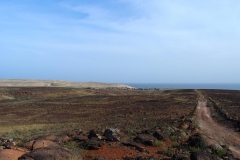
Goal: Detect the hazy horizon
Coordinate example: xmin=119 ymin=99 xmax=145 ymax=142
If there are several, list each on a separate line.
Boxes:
xmin=1 ymin=1 xmax=240 ymax=83
xmin=1 ymin=78 xmax=240 ymax=85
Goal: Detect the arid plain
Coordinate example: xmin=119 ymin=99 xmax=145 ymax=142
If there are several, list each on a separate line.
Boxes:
xmin=0 ymin=83 xmax=240 ymax=159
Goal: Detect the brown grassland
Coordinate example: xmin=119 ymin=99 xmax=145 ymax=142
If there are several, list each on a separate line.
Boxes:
xmin=202 ymin=89 xmax=240 ymax=119
xmin=0 ymin=87 xmax=197 ymax=139
xmin=1 ymin=87 xmax=240 ymax=159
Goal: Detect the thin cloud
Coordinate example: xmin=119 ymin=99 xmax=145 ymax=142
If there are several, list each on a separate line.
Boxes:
xmin=1 ymin=0 xmax=240 ymax=82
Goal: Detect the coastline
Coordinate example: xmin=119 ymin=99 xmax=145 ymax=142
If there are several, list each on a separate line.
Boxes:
xmin=125 ymin=83 xmax=240 ymax=90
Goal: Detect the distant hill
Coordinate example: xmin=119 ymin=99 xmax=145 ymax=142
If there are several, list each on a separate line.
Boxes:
xmin=0 ymin=79 xmax=134 ymax=89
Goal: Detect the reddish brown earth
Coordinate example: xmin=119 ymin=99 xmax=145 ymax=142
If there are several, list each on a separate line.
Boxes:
xmin=196 ymin=91 xmax=240 ymax=158
xmin=0 ymin=148 xmax=27 ymax=160
xmin=0 ymin=87 xmax=198 ymax=159
xmin=83 ymin=140 xmax=173 ymax=160
xmin=84 ymin=144 xmax=162 ymax=159
xmin=2 ymin=87 xmax=240 ymax=159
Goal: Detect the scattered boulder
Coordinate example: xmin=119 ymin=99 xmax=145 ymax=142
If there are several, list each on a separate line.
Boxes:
xmin=32 ymin=139 xmax=59 ymax=150
xmin=56 ymin=134 xmax=72 ymax=143
xmin=209 ymin=143 xmax=223 ymax=151
xmin=95 ymin=157 xmax=106 ymax=160
xmin=3 ymin=142 xmax=11 ymax=149
xmin=180 ymin=130 xmax=187 ymax=136
xmin=80 ymin=139 xmax=104 ymax=150
xmin=122 ymin=141 xmax=146 ymax=152
xmin=172 ymin=153 xmax=188 ymax=160
xmin=23 ymin=140 xmax=35 ymax=150
xmin=167 ymin=127 xmax=175 ymax=133
xmin=123 ymin=156 xmax=158 ymax=160
xmin=142 ymin=129 xmax=156 ymax=135
xmin=180 ymin=122 xmax=190 ymax=129
xmin=0 ymin=138 xmax=14 ymax=149
xmin=153 ymin=131 xmax=168 ymax=141
xmin=88 ymin=130 xmax=99 ymax=139
xmin=190 ymin=152 xmax=212 ymax=160
xmin=134 ymin=134 xmax=156 ymax=146
xmin=18 ymin=147 xmax=82 ymax=160
xmin=77 ymin=129 xmax=83 ymax=135
xmin=188 ymin=123 xmax=196 ymax=130
xmin=104 ymin=128 xmax=121 ymax=141
xmin=188 ymin=134 xmax=204 ymax=148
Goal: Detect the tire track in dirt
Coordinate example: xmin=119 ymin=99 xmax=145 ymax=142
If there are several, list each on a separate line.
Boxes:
xmin=195 ymin=91 xmax=240 ymax=158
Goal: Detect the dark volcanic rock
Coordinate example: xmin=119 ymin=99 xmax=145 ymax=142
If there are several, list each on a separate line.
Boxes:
xmin=122 ymin=141 xmax=146 ymax=152
xmin=3 ymin=142 xmax=11 ymax=149
xmin=123 ymin=156 xmax=159 ymax=160
xmin=190 ymin=152 xmax=212 ymax=160
xmin=80 ymin=139 xmax=104 ymax=150
xmin=172 ymin=153 xmax=188 ymax=160
xmin=88 ymin=130 xmax=99 ymax=139
xmin=104 ymin=128 xmax=121 ymax=141
xmin=134 ymin=134 xmax=156 ymax=145
xmin=95 ymin=157 xmax=106 ymax=160
xmin=188 ymin=134 xmax=204 ymax=148
xmin=153 ymin=131 xmax=168 ymax=141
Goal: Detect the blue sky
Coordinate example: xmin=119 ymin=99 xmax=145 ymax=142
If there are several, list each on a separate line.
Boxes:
xmin=1 ymin=0 xmax=240 ymax=83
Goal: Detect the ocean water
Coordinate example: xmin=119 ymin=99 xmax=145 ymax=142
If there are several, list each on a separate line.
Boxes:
xmin=125 ymin=83 xmax=240 ymax=90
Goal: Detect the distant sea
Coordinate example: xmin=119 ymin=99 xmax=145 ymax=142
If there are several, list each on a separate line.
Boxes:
xmin=125 ymin=83 xmax=240 ymax=90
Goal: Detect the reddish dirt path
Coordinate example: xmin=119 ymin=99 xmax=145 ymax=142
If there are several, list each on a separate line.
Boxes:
xmin=195 ymin=91 xmax=240 ymax=158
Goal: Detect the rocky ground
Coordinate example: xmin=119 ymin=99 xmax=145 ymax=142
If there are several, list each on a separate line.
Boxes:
xmin=0 ymin=88 xmax=240 ymax=159
xmin=0 ymin=115 xmax=238 ymax=160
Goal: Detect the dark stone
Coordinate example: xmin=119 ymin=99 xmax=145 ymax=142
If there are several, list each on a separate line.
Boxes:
xmin=0 ymin=138 xmax=4 ymax=142
xmin=88 ymin=130 xmax=98 ymax=139
xmin=122 ymin=141 xmax=145 ymax=152
xmin=190 ymin=152 xmax=212 ymax=160
xmin=94 ymin=157 xmax=106 ymax=160
xmin=3 ymin=142 xmax=12 ymax=149
xmin=188 ymin=134 xmax=204 ymax=148
xmin=135 ymin=156 xmax=143 ymax=160
xmin=123 ymin=156 xmax=159 ymax=160
xmin=153 ymin=131 xmax=168 ymax=141
xmin=104 ymin=128 xmax=120 ymax=141
xmin=80 ymin=139 xmax=104 ymax=150
xmin=134 ymin=134 xmax=156 ymax=145
xmin=172 ymin=153 xmax=188 ymax=160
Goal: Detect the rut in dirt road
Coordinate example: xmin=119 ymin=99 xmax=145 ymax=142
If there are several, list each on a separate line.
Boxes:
xmin=195 ymin=91 xmax=240 ymax=158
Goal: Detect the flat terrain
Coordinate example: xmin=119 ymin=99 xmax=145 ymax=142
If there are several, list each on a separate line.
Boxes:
xmin=0 ymin=87 xmax=197 ymax=138
xmin=1 ymin=87 xmax=240 ymax=159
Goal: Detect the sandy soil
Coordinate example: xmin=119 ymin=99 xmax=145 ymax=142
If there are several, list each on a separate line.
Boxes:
xmin=196 ymin=91 xmax=240 ymax=158
xmin=0 ymin=79 xmax=134 ymax=89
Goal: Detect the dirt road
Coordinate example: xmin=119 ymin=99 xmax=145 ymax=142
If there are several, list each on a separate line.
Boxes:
xmin=195 ymin=91 xmax=240 ymax=158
